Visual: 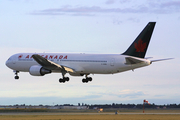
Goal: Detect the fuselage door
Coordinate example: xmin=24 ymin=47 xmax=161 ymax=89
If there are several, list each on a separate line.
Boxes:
xmin=110 ymin=58 xmax=115 ymax=66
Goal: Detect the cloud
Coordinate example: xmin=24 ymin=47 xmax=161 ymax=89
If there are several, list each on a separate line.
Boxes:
xmin=127 ymin=18 xmax=140 ymax=23
xmin=119 ymin=0 xmax=131 ymax=4
xmin=116 ymin=90 xmax=145 ymax=98
xmin=148 ymin=1 xmax=180 ymax=13
xmin=0 ymin=95 xmax=102 ymax=105
xmin=118 ymin=91 xmax=145 ymax=98
xmin=105 ymin=0 xmax=116 ymax=4
xmin=31 ymin=6 xmax=146 ymax=16
xmin=160 ymin=1 xmax=180 ymax=8
xmin=30 ymin=1 xmax=180 ymax=16
xmin=105 ymin=0 xmax=132 ymax=5
xmin=91 ymin=89 xmax=146 ymax=99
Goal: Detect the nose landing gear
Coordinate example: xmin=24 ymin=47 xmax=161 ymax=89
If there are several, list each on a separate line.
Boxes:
xmin=14 ymin=71 xmax=19 ymax=79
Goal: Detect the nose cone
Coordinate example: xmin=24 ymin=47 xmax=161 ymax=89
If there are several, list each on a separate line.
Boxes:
xmin=5 ymin=57 xmax=14 ymax=69
xmin=5 ymin=59 xmax=11 ymax=68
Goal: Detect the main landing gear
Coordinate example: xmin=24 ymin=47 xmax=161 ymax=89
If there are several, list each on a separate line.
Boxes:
xmin=82 ymin=77 xmax=92 ymax=83
xmin=58 ymin=73 xmax=93 ymax=83
xmin=59 ymin=77 xmax=69 ymax=83
xmin=82 ymin=74 xmax=92 ymax=83
xmin=14 ymin=71 xmax=19 ymax=79
xmin=59 ymin=71 xmax=69 ymax=83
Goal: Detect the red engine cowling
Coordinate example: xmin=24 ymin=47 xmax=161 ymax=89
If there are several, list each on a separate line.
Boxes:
xmin=29 ymin=65 xmax=51 ymax=76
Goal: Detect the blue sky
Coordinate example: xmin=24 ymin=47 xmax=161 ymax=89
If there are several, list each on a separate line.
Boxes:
xmin=0 ymin=0 xmax=180 ymax=105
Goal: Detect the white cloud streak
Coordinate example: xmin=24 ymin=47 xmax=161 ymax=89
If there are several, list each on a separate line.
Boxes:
xmin=105 ymin=0 xmax=116 ymax=4
xmin=30 ymin=1 xmax=180 ymax=16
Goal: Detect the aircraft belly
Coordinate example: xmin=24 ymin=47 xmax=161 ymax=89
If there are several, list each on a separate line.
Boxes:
xmin=80 ymin=63 xmax=115 ymax=74
xmin=15 ymin=61 xmax=38 ymax=72
xmin=117 ymin=62 xmax=149 ymax=72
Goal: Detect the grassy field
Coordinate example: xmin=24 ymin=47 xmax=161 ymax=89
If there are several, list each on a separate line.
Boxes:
xmin=0 ymin=114 xmax=180 ymax=120
xmin=0 ymin=109 xmax=180 ymax=120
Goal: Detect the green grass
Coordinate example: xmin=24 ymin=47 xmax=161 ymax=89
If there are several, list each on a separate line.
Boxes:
xmin=0 ymin=109 xmax=180 ymax=120
xmin=0 ymin=114 xmax=180 ymax=120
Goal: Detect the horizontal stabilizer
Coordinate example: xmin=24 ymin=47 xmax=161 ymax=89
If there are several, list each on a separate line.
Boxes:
xmin=125 ymin=57 xmax=144 ymax=65
xmin=145 ymin=57 xmax=153 ymax=59
xmin=150 ymin=58 xmax=174 ymax=63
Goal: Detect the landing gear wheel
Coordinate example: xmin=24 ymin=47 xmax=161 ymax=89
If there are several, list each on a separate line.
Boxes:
xmin=59 ymin=77 xmax=70 ymax=83
xmin=82 ymin=79 xmax=88 ymax=83
xmin=59 ymin=78 xmax=65 ymax=83
xmin=59 ymin=71 xmax=70 ymax=83
xmin=88 ymin=77 xmax=92 ymax=81
xmin=15 ymin=76 xmax=19 ymax=79
xmin=82 ymin=77 xmax=93 ymax=83
xmin=64 ymin=77 xmax=69 ymax=81
xmin=14 ymin=71 xmax=19 ymax=80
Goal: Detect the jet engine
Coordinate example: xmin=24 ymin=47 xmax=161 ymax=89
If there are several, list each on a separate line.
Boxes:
xmin=29 ymin=65 xmax=51 ymax=76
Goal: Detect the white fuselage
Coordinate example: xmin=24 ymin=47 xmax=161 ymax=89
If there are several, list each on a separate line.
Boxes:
xmin=6 ymin=53 xmax=151 ymax=75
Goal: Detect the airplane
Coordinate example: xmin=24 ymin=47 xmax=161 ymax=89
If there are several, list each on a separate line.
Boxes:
xmin=5 ymin=22 xmax=172 ymax=83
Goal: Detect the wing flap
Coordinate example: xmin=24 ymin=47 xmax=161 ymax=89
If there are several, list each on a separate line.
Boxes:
xmin=32 ymin=54 xmax=74 ymax=73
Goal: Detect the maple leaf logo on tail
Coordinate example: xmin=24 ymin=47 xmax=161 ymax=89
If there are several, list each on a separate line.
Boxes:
xmin=134 ymin=39 xmax=147 ymax=56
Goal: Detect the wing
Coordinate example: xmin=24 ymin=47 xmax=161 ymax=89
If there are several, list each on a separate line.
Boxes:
xmin=32 ymin=54 xmax=74 ymax=73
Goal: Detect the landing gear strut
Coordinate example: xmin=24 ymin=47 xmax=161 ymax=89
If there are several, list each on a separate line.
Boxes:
xmin=82 ymin=74 xmax=92 ymax=83
xmin=14 ymin=71 xmax=19 ymax=79
xmin=59 ymin=71 xmax=69 ymax=83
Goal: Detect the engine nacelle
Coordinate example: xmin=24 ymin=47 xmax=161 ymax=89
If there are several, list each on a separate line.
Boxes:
xmin=29 ymin=65 xmax=51 ymax=76
xmin=69 ymin=73 xmax=84 ymax=76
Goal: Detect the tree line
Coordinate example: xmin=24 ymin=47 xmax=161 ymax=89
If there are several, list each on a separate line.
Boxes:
xmin=76 ymin=103 xmax=180 ymax=109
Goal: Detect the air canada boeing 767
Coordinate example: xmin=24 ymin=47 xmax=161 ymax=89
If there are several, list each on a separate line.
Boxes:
xmin=6 ymin=22 xmax=172 ymax=83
